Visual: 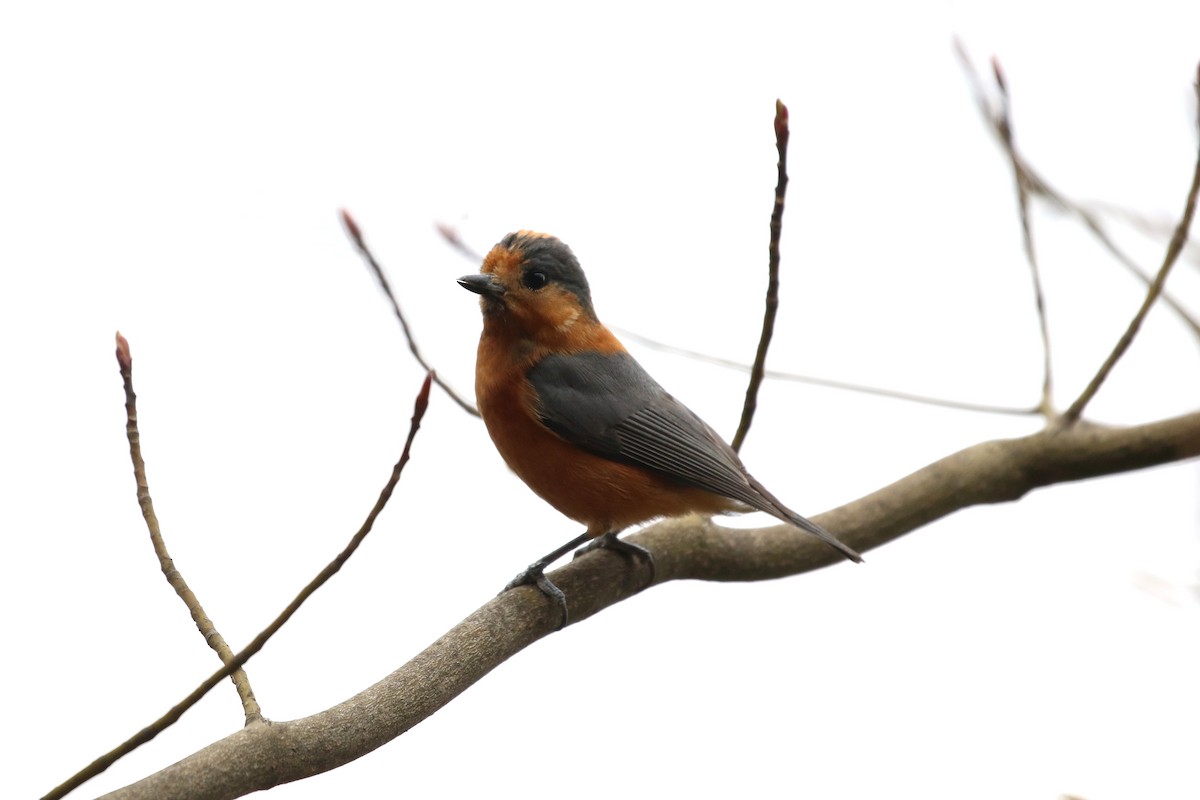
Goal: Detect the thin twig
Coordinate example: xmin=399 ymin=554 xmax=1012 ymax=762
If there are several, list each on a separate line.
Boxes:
xmin=437 ymin=216 xmax=1033 ymax=416
xmin=1063 ymin=68 xmax=1200 ymax=423
xmin=990 ymin=58 xmax=1056 ymax=415
xmin=1062 ymin=201 xmax=1200 ymax=341
xmin=732 ymin=100 xmax=790 ymax=452
xmin=612 ymin=326 xmax=1040 ymax=416
xmin=46 ymin=372 xmax=434 ymax=800
xmin=434 ymin=222 xmax=485 ymax=263
xmin=434 ymin=206 xmax=1039 ymax=417
xmin=341 ymin=210 xmax=479 ymax=417
xmin=115 ymin=332 xmax=261 ymax=724
xmin=1084 ymin=201 xmax=1200 ymax=267
xmin=956 ymin=40 xmax=1200 ymax=344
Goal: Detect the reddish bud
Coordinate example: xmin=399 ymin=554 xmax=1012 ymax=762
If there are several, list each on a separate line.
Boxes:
xmin=340 ymin=209 xmax=364 ymax=247
xmin=991 ymin=56 xmax=1008 ymax=94
xmin=413 ymin=371 xmax=433 ymax=421
xmin=774 ymin=99 xmax=790 ymax=142
xmin=435 ymin=222 xmax=462 ymax=247
xmin=115 ymin=331 xmax=132 ymax=371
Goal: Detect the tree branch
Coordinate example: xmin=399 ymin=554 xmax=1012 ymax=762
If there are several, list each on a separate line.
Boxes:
xmin=1063 ymin=67 xmax=1200 ymax=423
xmin=613 ymin=326 xmax=1040 ymax=416
xmin=47 ymin=373 xmax=434 ymax=800
xmin=341 ymin=210 xmax=480 ymax=416
xmin=733 ymin=99 xmax=790 ymax=452
xmin=116 ymin=332 xmax=261 ymax=723
xmin=97 ymin=409 xmax=1200 ymax=800
xmin=956 ymin=41 xmax=1200 ymax=344
xmin=989 ymin=58 xmax=1056 ymax=415
xmin=434 ymin=221 xmax=485 ymax=263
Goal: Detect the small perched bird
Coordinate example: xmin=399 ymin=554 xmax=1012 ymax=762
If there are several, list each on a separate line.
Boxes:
xmin=459 ymin=231 xmax=861 ymax=624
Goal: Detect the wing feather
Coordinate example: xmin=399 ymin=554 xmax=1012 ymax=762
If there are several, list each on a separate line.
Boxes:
xmin=527 ymin=351 xmax=864 ymax=563
xmin=527 ymin=352 xmax=757 ymax=503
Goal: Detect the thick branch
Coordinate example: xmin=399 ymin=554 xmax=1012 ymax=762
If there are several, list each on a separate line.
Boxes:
xmin=100 ymin=409 xmax=1200 ymax=800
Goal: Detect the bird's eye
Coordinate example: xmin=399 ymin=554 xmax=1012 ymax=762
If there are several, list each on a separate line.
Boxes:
xmin=522 ymin=270 xmax=549 ymax=290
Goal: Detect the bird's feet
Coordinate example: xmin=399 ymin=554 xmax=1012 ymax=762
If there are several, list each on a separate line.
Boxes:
xmin=574 ymin=531 xmax=657 ymax=587
xmin=500 ymin=530 xmax=654 ymax=631
xmin=503 ymin=561 xmax=569 ymax=630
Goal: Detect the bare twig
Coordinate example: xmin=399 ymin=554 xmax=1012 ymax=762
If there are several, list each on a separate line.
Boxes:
xmin=989 ymin=58 xmax=1056 ymax=415
xmin=1063 ymin=69 xmax=1200 ymax=423
xmin=46 ymin=372 xmax=434 ymax=800
xmin=1085 ymin=201 xmax=1200 ymax=268
xmin=115 ymin=332 xmax=261 ymax=724
xmin=956 ymin=40 xmax=1200 ymax=344
xmin=1062 ymin=201 xmax=1200 ymax=341
xmin=613 ymin=326 xmax=1040 ymax=416
xmin=732 ymin=100 xmax=790 ymax=452
xmin=434 ymin=222 xmax=485 ymax=263
xmin=341 ymin=210 xmax=479 ymax=416
xmin=435 ymin=222 xmax=1032 ymax=416
xmin=427 ymin=180 xmax=1050 ymax=419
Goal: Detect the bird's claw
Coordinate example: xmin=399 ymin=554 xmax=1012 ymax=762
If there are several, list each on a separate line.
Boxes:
xmin=502 ymin=564 xmax=569 ymax=630
xmin=503 ymin=562 xmax=544 ymax=593
xmin=574 ymin=532 xmax=657 ymax=587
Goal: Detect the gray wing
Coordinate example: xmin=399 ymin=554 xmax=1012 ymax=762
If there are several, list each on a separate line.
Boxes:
xmin=527 ymin=351 xmax=863 ymax=563
xmin=526 ymin=351 xmax=761 ymax=505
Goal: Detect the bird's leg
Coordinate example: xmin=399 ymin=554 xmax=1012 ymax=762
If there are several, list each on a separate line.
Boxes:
xmin=503 ymin=530 xmax=593 ymax=629
xmin=574 ymin=531 xmax=656 ymax=586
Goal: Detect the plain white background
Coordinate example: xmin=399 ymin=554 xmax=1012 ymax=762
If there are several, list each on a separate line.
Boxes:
xmin=5 ymin=2 xmax=1200 ymax=798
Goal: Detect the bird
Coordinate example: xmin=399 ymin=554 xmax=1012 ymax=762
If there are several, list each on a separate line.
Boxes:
xmin=458 ymin=231 xmax=861 ymax=625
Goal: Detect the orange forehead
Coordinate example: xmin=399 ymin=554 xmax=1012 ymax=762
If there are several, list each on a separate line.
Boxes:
xmin=481 ymin=230 xmax=555 ymax=279
xmin=481 ymin=242 xmax=523 ymax=280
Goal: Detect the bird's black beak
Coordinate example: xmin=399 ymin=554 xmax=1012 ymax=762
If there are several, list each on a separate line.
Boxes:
xmin=457 ymin=273 xmax=506 ymax=299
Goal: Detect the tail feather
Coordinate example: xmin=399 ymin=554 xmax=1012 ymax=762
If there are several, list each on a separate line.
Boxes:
xmin=745 ymin=475 xmax=863 ymax=563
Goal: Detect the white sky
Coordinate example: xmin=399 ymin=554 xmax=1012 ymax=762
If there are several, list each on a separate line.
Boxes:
xmin=4 ymin=2 xmax=1200 ymax=799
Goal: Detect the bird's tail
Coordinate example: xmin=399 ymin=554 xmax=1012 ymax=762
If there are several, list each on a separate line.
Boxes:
xmin=746 ymin=476 xmax=863 ymax=563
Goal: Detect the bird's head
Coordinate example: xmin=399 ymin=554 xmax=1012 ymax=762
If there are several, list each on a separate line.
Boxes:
xmin=458 ymin=231 xmax=598 ymax=341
